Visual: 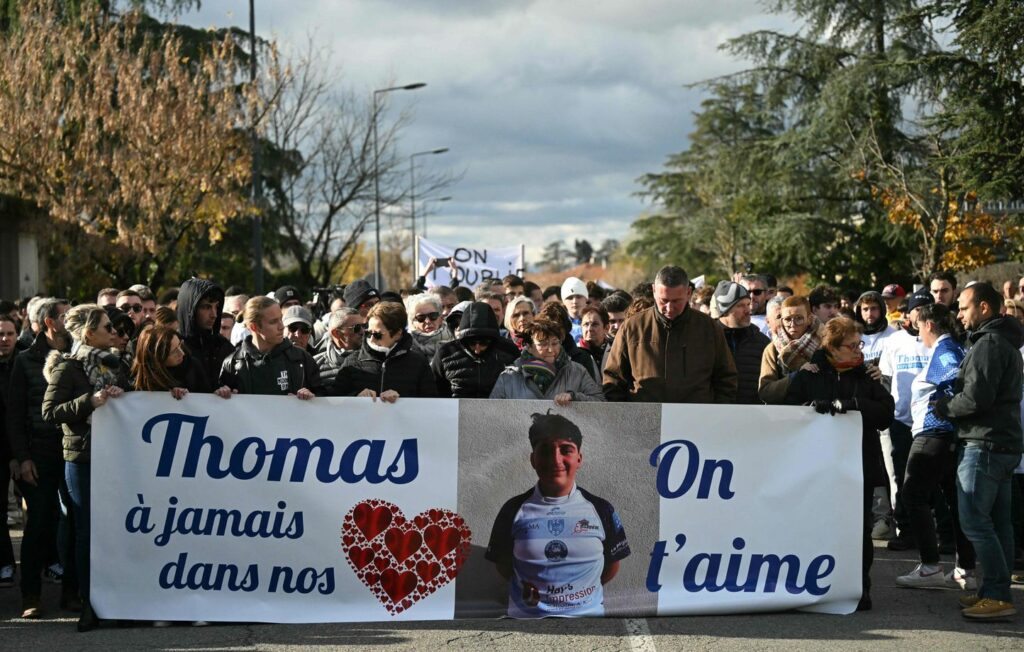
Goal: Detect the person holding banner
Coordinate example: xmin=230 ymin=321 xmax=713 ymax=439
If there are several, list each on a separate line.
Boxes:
xmin=433 ymin=302 xmax=519 ymax=398
xmin=132 ymin=325 xmax=212 ymax=396
xmin=489 ymin=317 xmax=604 ymax=405
xmin=485 ymin=411 xmax=630 ymax=617
xmin=42 ymin=303 xmax=131 ymax=631
xmin=217 ymin=297 xmax=322 ymax=399
xmin=784 ymin=316 xmax=895 ymax=611
xmin=333 ymin=301 xmax=437 ymax=400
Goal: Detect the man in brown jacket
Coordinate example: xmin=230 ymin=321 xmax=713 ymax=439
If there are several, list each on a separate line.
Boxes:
xmin=603 ymin=266 xmax=737 ymax=403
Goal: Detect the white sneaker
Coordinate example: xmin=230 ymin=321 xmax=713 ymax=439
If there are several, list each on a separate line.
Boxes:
xmin=896 ymin=563 xmax=947 ymax=588
xmin=945 ymin=567 xmax=977 ymax=591
xmin=871 ymin=520 xmax=894 ymax=540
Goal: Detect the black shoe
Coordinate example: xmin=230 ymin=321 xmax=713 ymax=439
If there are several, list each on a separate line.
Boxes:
xmin=887 ymin=536 xmax=916 ymax=551
xmin=77 ymin=601 xmax=98 ymax=633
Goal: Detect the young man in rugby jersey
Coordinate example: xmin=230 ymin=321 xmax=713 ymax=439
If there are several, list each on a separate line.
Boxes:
xmin=485 ymin=412 xmax=630 ymax=618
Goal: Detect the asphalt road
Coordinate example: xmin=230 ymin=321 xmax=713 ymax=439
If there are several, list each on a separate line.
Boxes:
xmin=0 ymin=528 xmax=1021 ymax=651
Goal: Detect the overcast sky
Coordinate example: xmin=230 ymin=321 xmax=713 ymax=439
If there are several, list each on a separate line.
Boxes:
xmin=183 ymin=1 xmax=793 ymax=265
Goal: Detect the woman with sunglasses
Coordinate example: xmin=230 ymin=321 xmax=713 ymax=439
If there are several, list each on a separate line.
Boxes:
xmin=42 ymin=304 xmax=130 ymax=631
xmin=333 ymin=301 xmax=437 ymax=401
xmin=504 ymin=296 xmax=536 ymax=350
xmin=406 ymin=293 xmax=451 ymax=360
xmin=489 ymin=317 xmax=604 ymax=404
xmin=132 ymin=324 xmax=212 ymax=397
xmin=433 ymin=302 xmax=520 ymax=398
xmin=784 ymin=316 xmax=895 ymax=612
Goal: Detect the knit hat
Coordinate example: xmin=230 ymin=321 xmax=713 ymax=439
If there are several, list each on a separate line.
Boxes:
xmin=713 ymin=280 xmax=749 ymax=316
xmin=561 ymin=277 xmax=588 ymax=301
xmin=343 ymin=279 xmax=379 ymax=309
xmin=906 ymin=290 xmax=934 ymax=313
xmin=275 ymin=285 xmax=301 ymax=306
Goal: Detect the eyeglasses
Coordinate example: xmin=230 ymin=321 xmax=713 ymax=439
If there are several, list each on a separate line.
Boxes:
xmin=367 ymin=330 xmax=386 ymax=341
xmin=748 ymin=289 xmax=765 ymax=296
xmin=533 ymin=338 xmax=561 ymax=350
xmin=413 ymin=311 xmax=440 ymax=323
xmin=341 ymin=323 xmax=366 ymax=333
xmin=115 ymin=328 xmax=129 ymax=338
xmin=838 ymin=340 xmax=865 ymax=352
xmin=119 ymin=304 xmax=142 ymax=313
xmin=781 ymin=315 xmax=806 ymax=325
xmin=288 ymin=323 xmax=311 ymax=335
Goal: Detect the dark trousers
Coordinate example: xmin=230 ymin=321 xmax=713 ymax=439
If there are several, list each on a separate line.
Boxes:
xmin=0 ymin=461 xmax=15 ymax=567
xmin=65 ymin=462 xmax=90 ymax=600
xmin=889 ymin=420 xmax=914 ymax=535
xmin=17 ymin=457 xmax=77 ymax=598
xmin=863 ymin=483 xmax=873 ymax=598
xmin=902 ymin=435 xmax=975 ymax=569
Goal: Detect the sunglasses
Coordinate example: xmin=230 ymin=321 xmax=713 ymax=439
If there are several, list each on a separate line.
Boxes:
xmin=748 ymin=289 xmax=765 ymax=296
xmin=464 ymin=337 xmax=490 ymax=348
xmin=287 ymin=323 xmax=311 ymax=335
xmin=115 ymin=328 xmax=129 ymax=338
xmin=414 ymin=311 xmax=440 ymax=323
xmin=120 ymin=304 xmax=143 ymax=313
xmin=342 ymin=323 xmax=366 ymax=333
xmin=367 ymin=330 xmax=386 ymax=341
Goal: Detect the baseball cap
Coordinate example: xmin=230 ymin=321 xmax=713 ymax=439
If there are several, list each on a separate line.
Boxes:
xmin=906 ymin=290 xmax=934 ymax=313
xmin=881 ymin=284 xmax=906 ymax=299
xmin=282 ymin=305 xmax=313 ymax=328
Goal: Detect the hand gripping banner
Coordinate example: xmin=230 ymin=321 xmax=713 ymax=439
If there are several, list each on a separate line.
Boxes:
xmin=91 ymin=394 xmax=863 ymax=622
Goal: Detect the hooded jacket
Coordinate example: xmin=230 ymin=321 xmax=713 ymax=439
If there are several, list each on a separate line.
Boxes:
xmin=853 ymin=291 xmax=896 ymax=363
xmin=334 ymin=331 xmax=437 ymax=398
xmin=219 ymin=337 xmax=323 ymax=396
xmin=177 ymin=278 xmax=234 ymax=387
xmin=7 ymin=332 xmax=68 ymax=463
xmin=784 ymin=348 xmax=895 ymax=486
xmin=935 ymin=315 xmax=1024 ymax=452
xmin=603 ymin=306 xmax=738 ymax=404
xmin=432 ymin=302 xmax=520 ymax=398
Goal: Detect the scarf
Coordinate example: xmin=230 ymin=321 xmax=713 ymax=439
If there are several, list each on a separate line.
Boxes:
xmin=509 ymin=330 xmax=528 ymax=351
xmin=519 ymin=349 xmax=559 ymax=394
xmin=74 ymin=343 xmax=122 ymax=390
xmin=828 ymin=350 xmax=864 ymax=372
xmin=773 ymin=318 xmax=822 ymax=371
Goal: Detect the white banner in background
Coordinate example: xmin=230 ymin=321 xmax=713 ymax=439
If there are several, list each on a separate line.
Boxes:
xmin=417 ymin=237 xmax=524 ymax=288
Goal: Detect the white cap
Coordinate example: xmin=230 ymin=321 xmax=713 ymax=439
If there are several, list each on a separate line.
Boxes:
xmin=561 ymin=277 xmax=588 ymax=301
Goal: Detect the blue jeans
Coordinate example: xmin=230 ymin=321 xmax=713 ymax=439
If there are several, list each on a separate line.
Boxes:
xmin=957 ymin=444 xmax=1021 ymax=602
xmin=65 ymin=462 xmax=90 ymax=600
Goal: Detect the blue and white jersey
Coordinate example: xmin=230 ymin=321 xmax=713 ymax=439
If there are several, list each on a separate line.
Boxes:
xmin=910 ymin=335 xmax=965 ymax=436
xmin=879 ymin=329 xmax=931 ymax=425
xmin=485 ymin=484 xmax=630 ymax=618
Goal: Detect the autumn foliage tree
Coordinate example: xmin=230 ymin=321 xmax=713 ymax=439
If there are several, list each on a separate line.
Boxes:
xmin=0 ymin=1 xmax=253 ymax=291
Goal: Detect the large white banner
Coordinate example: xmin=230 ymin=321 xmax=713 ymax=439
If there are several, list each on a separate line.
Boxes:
xmin=417 ymin=236 xmax=524 ymax=288
xmin=92 ymin=395 xmax=863 ymax=622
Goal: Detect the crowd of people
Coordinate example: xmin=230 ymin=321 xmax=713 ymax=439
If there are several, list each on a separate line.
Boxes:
xmin=0 ymin=259 xmax=1022 ymax=628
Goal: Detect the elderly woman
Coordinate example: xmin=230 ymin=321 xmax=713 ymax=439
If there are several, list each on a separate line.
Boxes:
xmin=538 ymin=301 xmax=599 ymax=381
xmin=406 ymin=293 xmax=451 ymax=359
xmin=489 ymin=317 xmax=604 ymax=404
xmin=758 ymin=295 xmax=825 ymax=404
xmin=504 ymin=295 xmax=536 ymax=350
xmin=334 ymin=301 xmax=437 ymax=401
xmin=784 ymin=316 xmax=895 ymax=612
xmin=42 ymin=304 xmax=130 ymax=631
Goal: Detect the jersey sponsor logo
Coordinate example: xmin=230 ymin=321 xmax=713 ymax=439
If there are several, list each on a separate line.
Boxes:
xmin=547 ymin=519 xmax=565 ymax=536
xmin=572 ymin=518 xmax=599 ymax=535
xmin=525 ymin=521 xmax=540 ymax=531
xmin=546 ymin=506 xmax=565 ymax=516
xmin=544 ymin=540 xmax=568 ymax=562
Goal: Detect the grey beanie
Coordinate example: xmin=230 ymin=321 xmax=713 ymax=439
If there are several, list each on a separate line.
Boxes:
xmin=713 ymin=280 xmax=750 ymax=316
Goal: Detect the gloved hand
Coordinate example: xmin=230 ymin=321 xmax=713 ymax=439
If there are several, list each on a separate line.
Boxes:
xmin=833 ymin=398 xmax=858 ymax=414
xmin=810 ymin=399 xmax=834 ymax=415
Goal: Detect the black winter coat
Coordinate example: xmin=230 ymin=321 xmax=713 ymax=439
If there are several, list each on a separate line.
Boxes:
xmin=723 ymin=324 xmax=770 ymax=405
xmin=314 ymin=342 xmax=358 ymax=392
xmin=7 ymin=333 xmax=66 ymax=463
xmin=219 ymin=337 xmax=323 ymax=396
xmin=431 ymin=302 xmax=520 ymax=398
xmin=334 ymin=332 xmax=438 ymax=398
xmin=177 ymin=278 xmax=234 ymax=387
xmin=785 ymin=349 xmax=895 ymax=486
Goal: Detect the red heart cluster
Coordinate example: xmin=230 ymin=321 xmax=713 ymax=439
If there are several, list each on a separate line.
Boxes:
xmin=341 ymin=499 xmax=472 ymax=615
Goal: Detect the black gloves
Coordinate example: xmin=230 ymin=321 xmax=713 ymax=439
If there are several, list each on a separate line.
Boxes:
xmin=809 ymin=398 xmax=858 ymax=415
xmin=811 ymin=399 xmax=833 ymax=415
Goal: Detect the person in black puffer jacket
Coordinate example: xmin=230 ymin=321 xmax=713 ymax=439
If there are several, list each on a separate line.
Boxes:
xmin=432 ymin=302 xmax=520 ymax=398
xmin=177 ymin=277 xmax=234 ymax=389
xmin=785 ymin=317 xmax=895 ymax=612
xmin=714 ymin=281 xmax=770 ymax=404
xmin=334 ymin=301 xmax=437 ymax=400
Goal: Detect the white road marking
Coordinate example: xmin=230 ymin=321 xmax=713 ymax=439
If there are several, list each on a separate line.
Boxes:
xmin=625 ymin=617 xmax=657 ymax=652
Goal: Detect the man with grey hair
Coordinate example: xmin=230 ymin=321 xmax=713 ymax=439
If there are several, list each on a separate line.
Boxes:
xmin=315 ymin=308 xmax=365 ymax=389
xmin=603 ymin=265 xmax=737 ymax=403
xmin=16 ymin=296 xmax=45 ymax=350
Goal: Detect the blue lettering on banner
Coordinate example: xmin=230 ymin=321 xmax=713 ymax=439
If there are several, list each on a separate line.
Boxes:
xmin=646 ymin=534 xmax=835 ymax=596
xmin=650 ymin=439 xmax=735 ymax=500
xmin=140 ymin=413 xmax=419 ymax=484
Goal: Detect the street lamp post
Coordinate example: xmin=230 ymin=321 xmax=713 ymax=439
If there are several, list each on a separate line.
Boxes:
xmin=372 ymin=82 xmax=426 ymax=290
xmin=423 ymin=196 xmax=452 ymax=239
xmin=409 ymin=148 xmax=449 ymax=283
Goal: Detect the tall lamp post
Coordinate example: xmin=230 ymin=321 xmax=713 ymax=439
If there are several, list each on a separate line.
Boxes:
xmin=373 ymin=82 xmax=425 ymax=290
xmin=423 ymin=196 xmax=451 ymax=239
xmin=409 ymin=148 xmax=449 ymax=283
